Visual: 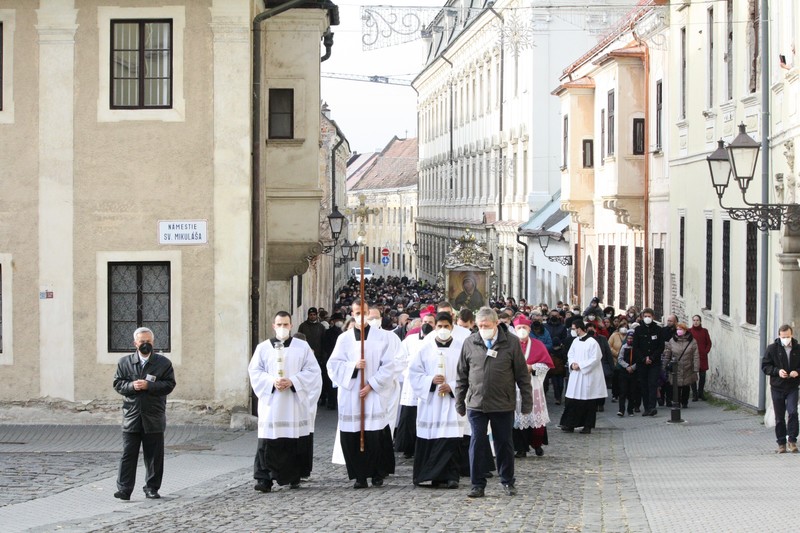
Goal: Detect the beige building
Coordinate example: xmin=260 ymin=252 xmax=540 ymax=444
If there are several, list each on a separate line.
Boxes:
xmin=555 ymin=1 xmax=671 ymax=314
xmin=0 ymin=0 xmax=340 ymax=409
xmin=345 ymin=137 xmax=418 ymax=280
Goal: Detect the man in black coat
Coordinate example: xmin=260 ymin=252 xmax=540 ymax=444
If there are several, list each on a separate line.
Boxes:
xmin=113 ymin=327 xmax=176 ymax=500
xmin=761 ymin=324 xmax=800 ymax=453
xmin=632 ymin=308 xmax=664 ymax=417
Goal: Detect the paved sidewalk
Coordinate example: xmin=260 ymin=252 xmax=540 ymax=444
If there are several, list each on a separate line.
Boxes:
xmin=0 ymin=398 xmax=795 ymax=532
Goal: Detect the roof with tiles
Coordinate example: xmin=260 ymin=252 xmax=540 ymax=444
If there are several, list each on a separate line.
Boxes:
xmin=348 ymin=136 xmax=418 ymax=191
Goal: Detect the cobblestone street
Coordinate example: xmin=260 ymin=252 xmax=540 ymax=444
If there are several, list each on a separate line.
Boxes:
xmin=0 ymin=399 xmax=796 ymax=532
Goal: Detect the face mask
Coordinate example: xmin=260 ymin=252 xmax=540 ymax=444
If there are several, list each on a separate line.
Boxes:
xmin=676 ymin=329 xmax=686 ymax=336
xmin=421 ymin=323 xmax=434 ymax=335
xmin=516 ymin=328 xmax=530 ymax=339
xmin=274 ymin=327 xmax=290 ymax=340
xmin=781 ymin=337 xmax=792 ymax=347
xmin=334 ymin=321 xmax=343 ymax=329
xmin=436 ymin=328 xmax=452 ymax=341
xmin=570 ymin=330 xmax=578 ymax=338
xmin=549 ymin=317 xmax=560 ymax=324
xmin=479 ymin=328 xmax=495 ymax=340
xmin=138 ymin=342 xmax=153 ymax=356
xmin=368 ymin=318 xmax=382 ymax=329
xmin=643 ymin=317 xmax=653 ymax=325
xmin=586 ymin=330 xmax=596 ymax=337
xmin=619 ymin=327 xmax=628 ymax=335
xmin=397 ymin=308 xmax=404 ymax=312
xmin=587 ymin=315 xmax=596 ymax=322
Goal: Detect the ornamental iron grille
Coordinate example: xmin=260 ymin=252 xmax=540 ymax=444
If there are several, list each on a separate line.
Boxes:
xmin=619 ymin=246 xmax=628 ymax=310
xmin=705 ymin=218 xmax=713 ymax=310
xmin=653 ymin=248 xmax=664 ymax=319
xmin=108 ymin=262 xmax=170 ymax=352
xmin=607 ymin=245 xmax=616 ymax=306
xmin=722 ymin=220 xmax=731 ymax=316
xmin=634 ymin=247 xmax=643 ymax=310
xmin=745 ymin=222 xmax=757 ymax=324
xmin=597 ymin=245 xmax=605 ymax=302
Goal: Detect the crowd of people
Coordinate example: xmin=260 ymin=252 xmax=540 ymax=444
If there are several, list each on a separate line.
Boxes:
xmin=110 ymin=274 xmax=799 ymax=501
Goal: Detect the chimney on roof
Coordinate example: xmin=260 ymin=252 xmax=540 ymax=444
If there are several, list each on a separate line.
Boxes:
xmin=321 ymin=101 xmax=331 ymax=119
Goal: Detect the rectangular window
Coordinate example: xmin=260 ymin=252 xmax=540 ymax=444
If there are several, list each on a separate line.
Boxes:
xmin=722 ymin=220 xmax=731 ymax=315
xmin=562 ymin=115 xmax=569 ymax=168
xmin=708 ymin=7 xmax=715 ymax=108
xmin=680 ymin=27 xmax=687 ymax=119
xmin=110 ymin=20 xmax=172 ymax=109
xmin=705 ymin=218 xmax=713 ymax=309
xmin=634 ymin=247 xmax=643 ymax=310
xmin=296 ymin=274 xmax=303 ymax=307
xmin=748 ymin=2 xmax=759 ymax=93
xmin=745 ymin=222 xmax=757 ymax=324
xmin=726 ymin=0 xmax=733 ymax=101
xmin=607 ymin=245 xmax=616 ymax=306
xmin=597 ymin=245 xmax=606 ymax=302
xmin=679 ymin=216 xmax=686 ymax=297
xmin=655 ymin=80 xmax=663 ymax=149
xmin=607 ymin=91 xmax=615 ymax=156
xmin=268 ymin=88 xmax=294 ymax=139
xmin=653 ymin=249 xmax=664 ymax=319
xmin=633 ymin=118 xmax=645 ymax=155
xmin=619 ymin=246 xmax=629 ymax=309
xmin=600 ymin=109 xmax=605 ymax=164
xmin=582 ymin=139 xmax=594 ymax=168
xmin=574 ymin=243 xmax=580 ymax=298
xmin=108 ymin=262 xmax=170 ymax=352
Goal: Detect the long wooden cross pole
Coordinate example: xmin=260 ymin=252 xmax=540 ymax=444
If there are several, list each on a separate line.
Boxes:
xmin=359 ymin=252 xmax=366 ymax=452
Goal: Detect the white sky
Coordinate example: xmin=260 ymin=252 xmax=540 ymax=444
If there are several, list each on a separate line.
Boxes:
xmin=321 ymin=1 xmax=445 ymax=154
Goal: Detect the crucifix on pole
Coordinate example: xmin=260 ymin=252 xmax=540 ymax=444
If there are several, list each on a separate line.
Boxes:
xmin=344 ymin=194 xmax=379 ymax=451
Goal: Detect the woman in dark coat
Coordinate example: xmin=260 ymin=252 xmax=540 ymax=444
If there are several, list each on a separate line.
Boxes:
xmin=662 ymin=323 xmax=699 ymax=408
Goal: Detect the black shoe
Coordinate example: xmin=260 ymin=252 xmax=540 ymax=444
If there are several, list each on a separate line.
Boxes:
xmin=467 ymin=486 xmax=485 ymax=498
xmin=403 ymin=452 xmax=414 ymax=459
xmin=692 ymin=395 xmax=699 ymax=402
xmin=371 ymin=477 xmax=384 ymax=487
xmin=353 ymin=480 xmax=368 ymax=489
xmin=642 ymin=410 xmax=650 ymax=417
xmin=617 ymin=411 xmax=624 ymax=417
xmin=634 ymin=407 xmax=641 ymax=413
xmin=649 ymin=409 xmax=658 ymax=416
xmin=555 ymin=400 xmax=561 ymax=405
xmin=611 ymin=397 xmax=618 ymax=402
xmin=485 ymin=471 xmax=494 ymax=478
xmin=534 ymin=447 xmax=544 ymax=456
xmin=446 ymin=480 xmax=459 ymax=489
xmin=514 ymin=450 xmax=527 ymax=458
xmin=628 ymin=411 xmax=634 ymax=417
xmin=580 ymin=428 xmax=592 ymax=434
xmin=290 ymin=482 xmax=301 ymax=489
xmin=254 ymin=482 xmax=272 ymax=493
xmin=681 ymin=403 xmax=688 ymax=409
xmin=503 ymin=484 xmax=517 ymax=496
xmin=561 ymin=426 xmax=574 ymax=432
xmin=143 ymin=488 xmax=160 ymax=499
xmin=114 ymin=491 xmax=130 ymax=501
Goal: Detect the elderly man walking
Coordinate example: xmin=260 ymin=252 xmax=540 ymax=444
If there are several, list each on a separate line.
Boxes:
xmin=456 ymin=307 xmax=532 ymax=498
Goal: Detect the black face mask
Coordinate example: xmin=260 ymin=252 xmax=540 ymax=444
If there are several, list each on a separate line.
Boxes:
xmin=421 ymin=323 xmax=434 ymax=335
xmin=139 ymin=342 xmax=153 ymax=355
xmin=585 ymin=330 xmax=596 ymax=337
xmin=549 ymin=317 xmax=560 ymax=324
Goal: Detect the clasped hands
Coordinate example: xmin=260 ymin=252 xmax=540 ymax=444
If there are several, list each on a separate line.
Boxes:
xmin=779 ymin=369 xmax=799 ymax=379
xmin=275 ymin=377 xmax=293 ymax=391
xmin=132 ymin=380 xmax=149 ymax=391
xmin=433 ymin=374 xmax=451 ymax=395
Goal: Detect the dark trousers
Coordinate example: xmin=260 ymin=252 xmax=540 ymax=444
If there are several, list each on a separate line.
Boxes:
xmin=771 ymin=387 xmax=799 ymax=445
xmin=549 ymin=375 xmax=564 ymax=401
xmin=318 ymin=357 xmax=335 ymax=408
xmin=639 ymin=363 xmax=661 ymax=412
xmin=117 ymin=431 xmax=164 ymax=495
xmin=618 ymin=368 xmax=640 ymax=413
xmin=691 ymin=371 xmax=707 ymax=399
xmin=468 ymin=410 xmax=514 ymax=489
xmin=676 ymin=385 xmax=691 ymax=407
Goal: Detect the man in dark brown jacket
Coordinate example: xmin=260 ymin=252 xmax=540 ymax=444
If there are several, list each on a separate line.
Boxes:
xmin=762 ymin=324 xmax=800 ymax=453
xmin=456 ymin=307 xmax=532 ymax=498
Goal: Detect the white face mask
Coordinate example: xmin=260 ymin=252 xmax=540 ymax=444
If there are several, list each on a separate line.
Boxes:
xmin=274 ymin=327 xmax=291 ymax=340
xmin=515 ymin=328 xmax=530 ymax=339
xmin=334 ymin=321 xmax=343 ymax=329
xmin=643 ymin=317 xmax=653 ymax=325
xmin=479 ymin=328 xmax=495 ymax=341
xmin=436 ymin=328 xmax=452 ymax=341
xmin=781 ymin=337 xmax=792 ymax=347
xmin=619 ymin=327 xmax=628 ymax=335
xmin=368 ymin=318 xmax=382 ymax=329
xmin=587 ymin=315 xmax=596 ymax=322
xmin=570 ymin=330 xmax=578 ymax=337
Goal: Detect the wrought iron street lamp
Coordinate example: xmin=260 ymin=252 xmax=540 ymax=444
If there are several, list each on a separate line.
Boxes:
xmin=537 ymin=234 xmax=573 ymax=266
xmin=405 ymin=239 xmax=429 ymax=259
xmin=707 ymin=124 xmax=800 ymax=231
xmin=327 ymin=207 xmax=345 ymax=241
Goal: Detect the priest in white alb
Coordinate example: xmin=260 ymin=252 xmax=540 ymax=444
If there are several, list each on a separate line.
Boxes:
xmin=249 ymin=311 xmax=321 ymax=493
xmin=559 ymin=320 xmax=607 ymax=434
xmin=328 ymin=300 xmax=401 ymax=489
xmin=408 ymin=311 xmax=466 ymax=488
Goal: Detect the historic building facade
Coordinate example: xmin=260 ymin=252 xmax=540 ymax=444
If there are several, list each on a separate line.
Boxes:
xmin=0 ymin=0 xmax=340 ymax=409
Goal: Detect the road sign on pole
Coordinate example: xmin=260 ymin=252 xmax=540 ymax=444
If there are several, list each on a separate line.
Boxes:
xmin=381 ymin=256 xmax=390 ymax=265
xmin=381 ymin=247 xmax=390 ymax=257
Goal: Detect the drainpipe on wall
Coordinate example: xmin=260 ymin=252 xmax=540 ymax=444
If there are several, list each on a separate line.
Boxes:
xmin=250 ymin=0 xmax=315 ymax=368
xmin=516 ymin=230 xmax=529 ymax=301
xmin=631 ymin=27 xmax=651 ymax=310
xmin=757 ymin=0 xmax=769 ymax=414
xmin=320 ymin=29 xmax=334 ymax=62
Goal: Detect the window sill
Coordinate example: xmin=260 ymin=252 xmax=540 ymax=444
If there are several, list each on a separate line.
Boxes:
xmin=266 ymin=138 xmax=306 ymax=147
xmin=651 ymin=147 xmax=663 ymax=157
xmin=701 ymin=109 xmax=716 ymax=119
xmin=676 ymin=119 xmax=688 ymax=129
xmin=717 ymin=314 xmax=733 ymax=330
xmin=740 ymin=322 xmax=759 ymax=337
